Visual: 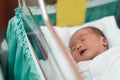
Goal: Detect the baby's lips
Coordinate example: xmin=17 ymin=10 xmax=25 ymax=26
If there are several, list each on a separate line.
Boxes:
xmin=79 ymin=49 xmax=87 ymax=56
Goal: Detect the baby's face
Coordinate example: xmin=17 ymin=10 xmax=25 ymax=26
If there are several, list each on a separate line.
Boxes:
xmin=69 ymin=28 xmax=108 ymax=63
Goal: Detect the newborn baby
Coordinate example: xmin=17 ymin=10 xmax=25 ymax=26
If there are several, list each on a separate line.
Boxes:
xmin=69 ymin=26 xmax=108 ymax=63
xmin=69 ymin=26 xmax=108 ymax=80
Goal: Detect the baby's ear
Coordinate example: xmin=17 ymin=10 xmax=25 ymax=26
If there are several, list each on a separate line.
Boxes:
xmin=102 ymin=37 xmax=108 ymax=47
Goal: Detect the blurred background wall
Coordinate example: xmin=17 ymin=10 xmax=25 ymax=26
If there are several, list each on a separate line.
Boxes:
xmin=0 ymin=0 xmax=18 ymax=28
xmin=0 ymin=0 xmax=8 ymax=28
xmin=0 ymin=0 xmax=18 ymax=43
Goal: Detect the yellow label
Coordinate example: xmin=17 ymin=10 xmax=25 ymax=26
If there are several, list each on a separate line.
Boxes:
xmin=57 ymin=0 xmax=86 ymax=27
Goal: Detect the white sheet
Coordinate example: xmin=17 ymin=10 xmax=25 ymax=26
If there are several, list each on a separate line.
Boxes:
xmin=40 ymin=16 xmax=120 ymax=80
xmin=77 ymin=60 xmax=92 ymax=80
xmin=77 ymin=46 xmax=120 ymax=80
xmin=41 ymin=16 xmax=120 ymax=49
xmin=92 ymin=46 xmax=120 ymax=80
xmin=68 ymin=16 xmax=120 ymax=48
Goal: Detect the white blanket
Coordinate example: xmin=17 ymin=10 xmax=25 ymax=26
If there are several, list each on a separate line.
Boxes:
xmin=40 ymin=16 xmax=120 ymax=79
xmin=77 ymin=46 xmax=120 ymax=80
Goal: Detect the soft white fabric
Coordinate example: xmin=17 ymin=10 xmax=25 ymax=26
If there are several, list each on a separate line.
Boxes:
xmin=40 ymin=16 xmax=120 ymax=79
xmin=77 ymin=46 xmax=120 ymax=80
xmin=40 ymin=28 xmax=78 ymax=80
xmin=67 ymin=16 xmax=120 ymax=48
xmin=91 ymin=46 xmax=120 ymax=80
xmin=77 ymin=60 xmax=92 ymax=80
xmin=41 ymin=16 xmax=120 ymax=50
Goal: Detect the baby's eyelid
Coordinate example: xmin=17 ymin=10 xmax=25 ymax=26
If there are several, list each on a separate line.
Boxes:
xmin=81 ymin=38 xmax=86 ymax=42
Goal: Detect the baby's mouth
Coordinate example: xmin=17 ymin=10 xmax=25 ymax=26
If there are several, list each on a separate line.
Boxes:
xmin=80 ymin=49 xmax=86 ymax=56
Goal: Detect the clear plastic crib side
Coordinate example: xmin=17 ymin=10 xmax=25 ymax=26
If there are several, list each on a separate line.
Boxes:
xmin=18 ymin=0 xmax=83 ymax=80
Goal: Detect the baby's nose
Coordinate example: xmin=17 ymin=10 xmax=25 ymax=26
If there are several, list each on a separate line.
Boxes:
xmin=76 ymin=44 xmax=82 ymax=50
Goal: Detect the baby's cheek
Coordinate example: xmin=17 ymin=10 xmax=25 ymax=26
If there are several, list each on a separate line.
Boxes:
xmin=72 ymin=52 xmax=80 ymax=62
xmin=85 ymin=53 xmax=94 ymax=60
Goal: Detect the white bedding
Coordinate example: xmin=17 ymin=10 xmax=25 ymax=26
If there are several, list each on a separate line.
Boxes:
xmin=77 ymin=46 xmax=120 ymax=80
xmin=41 ymin=16 xmax=120 ymax=52
xmin=40 ymin=16 xmax=120 ymax=80
xmin=91 ymin=46 xmax=120 ymax=80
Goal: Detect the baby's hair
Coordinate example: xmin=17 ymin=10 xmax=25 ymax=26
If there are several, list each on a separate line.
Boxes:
xmin=82 ymin=26 xmax=106 ymax=38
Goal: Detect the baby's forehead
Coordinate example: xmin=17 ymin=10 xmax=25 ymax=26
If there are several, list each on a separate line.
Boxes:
xmin=69 ymin=28 xmax=92 ymax=45
xmin=73 ymin=28 xmax=94 ymax=36
xmin=69 ymin=27 xmax=99 ymax=44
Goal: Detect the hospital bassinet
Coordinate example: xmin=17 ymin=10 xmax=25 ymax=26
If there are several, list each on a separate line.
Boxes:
xmin=6 ymin=0 xmax=120 ymax=80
